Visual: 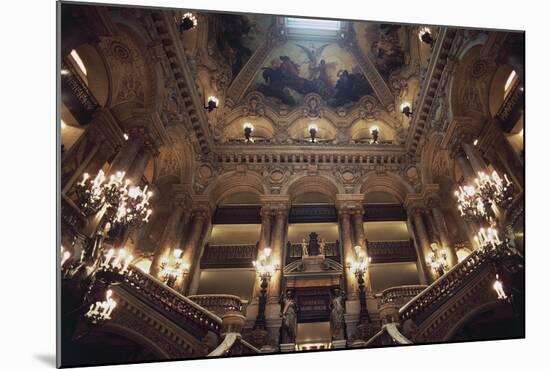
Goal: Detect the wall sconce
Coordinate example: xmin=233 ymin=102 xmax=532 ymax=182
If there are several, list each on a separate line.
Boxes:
xmin=159 ymin=249 xmax=190 ymax=288
xmin=205 ymin=96 xmax=219 ymax=113
xmin=243 ymin=122 xmax=254 ymax=143
xmin=419 ymin=27 xmax=434 ymax=45
xmin=180 ymin=12 xmax=198 ymax=32
xmin=85 ymin=289 xmax=117 ymax=324
xmin=400 ymin=102 xmax=412 ymax=118
xmin=308 ymin=123 xmax=318 ymax=143
xmin=370 ymin=127 xmax=379 ymax=144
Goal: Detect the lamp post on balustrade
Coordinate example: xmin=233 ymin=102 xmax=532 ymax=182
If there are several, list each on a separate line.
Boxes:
xmin=347 ymin=245 xmax=371 ymax=325
xmin=252 ymin=247 xmax=277 ymax=330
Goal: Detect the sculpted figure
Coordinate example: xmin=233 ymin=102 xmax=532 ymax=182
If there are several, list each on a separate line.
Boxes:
xmin=281 ymin=290 xmax=298 ymax=343
xmin=330 ymin=287 xmax=346 ymax=340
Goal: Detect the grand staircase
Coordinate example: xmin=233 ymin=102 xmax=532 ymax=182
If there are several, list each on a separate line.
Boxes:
xmin=366 ymin=244 xmax=524 ymax=346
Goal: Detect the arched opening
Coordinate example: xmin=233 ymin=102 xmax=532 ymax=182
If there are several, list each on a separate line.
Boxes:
xmin=446 ymin=302 xmax=524 ymax=342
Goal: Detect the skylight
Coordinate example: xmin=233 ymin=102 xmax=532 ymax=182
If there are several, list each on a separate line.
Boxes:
xmin=286 ymin=17 xmax=340 ymax=31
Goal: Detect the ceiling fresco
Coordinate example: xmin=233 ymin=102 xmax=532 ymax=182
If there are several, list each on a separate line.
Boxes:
xmin=247 ymin=42 xmax=373 ymax=107
xmin=355 ymin=22 xmax=410 ymax=82
xmin=212 ymin=14 xmax=273 ymax=81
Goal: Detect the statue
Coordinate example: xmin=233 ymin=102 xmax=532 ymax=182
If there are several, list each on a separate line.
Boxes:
xmin=319 ymin=238 xmax=326 ymax=256
xmin=330 ymin=287 xmax=346 ymax=341
xmin=281 ymin=290 xmax=297 ymax=343
xmin=301 ymin=238 xmax=309 ymax=257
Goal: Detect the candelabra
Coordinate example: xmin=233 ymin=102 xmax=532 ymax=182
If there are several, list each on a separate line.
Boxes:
xmin=474 ymin=226 xmax=503 ymax=250
xmin=180 ymin=12 xmax=197 ymax=32
xmin=455 ymin=170 xmax=514 ymax=224
xmin=159 ymin=249 xmax=190 ymax=288
xmin=253 ymin=247 xmax=277 ymax=329
xmin=99 ymin=248 xmax=134 ymax=275
xmin=493 ymin=273 xmax=508 ymax=300
xmin=60 ymin=246 xmax=71 ymax=268
xmin=85 ymin=289 xmax=117 ymax=324
xmin=348 ymin=245 xmax=371 ymax=323
xmin=426 ymin=243 xmax=449 ymax=278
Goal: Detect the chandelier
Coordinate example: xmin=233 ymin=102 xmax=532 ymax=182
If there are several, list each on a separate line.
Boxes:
xmin=85 ymin=289 xmax=117 ymax=324
xmin=76 ymin=170 xmax=153 ymax=231
xmin=455 ymin=170 xmax=514 ymax=223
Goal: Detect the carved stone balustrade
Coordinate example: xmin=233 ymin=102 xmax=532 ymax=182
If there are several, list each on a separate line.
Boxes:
xmin=377 ymin=285 xmax=427 ymax=323
xmin=117 ymin=266 xmax=223 ymax=338
xmin=188 ymin=294 xmax=247 ymax=318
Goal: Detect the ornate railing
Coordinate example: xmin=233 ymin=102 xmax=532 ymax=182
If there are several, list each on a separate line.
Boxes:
xmin=188 ymin=294 xmax=247 ymax=318
xmin=61 ymin=58 xmax=100 ymax=124
xmin=379 ymin=285 xmax=427 ymax=307
xmin=368 ymin=240 xmax=417 ymax=263
xmin=496 ymin=77 xmax=523 ymax=133
xmin=399 ymin=247 xmax=493 ymax=325
xmin=207 ymin=333 xmax=261 ymax=357
xmin=289 ymin=205 xmax=337 ymax=223
xmin=364 ymin=203 xmax=407 ymax=221
xmin=200 ymin=243 xmax=259 ymax=269
xmin=107 ymin=266 xmax=223 ymax=339
xmin=212 ymin=205 xmax=262 ymax=224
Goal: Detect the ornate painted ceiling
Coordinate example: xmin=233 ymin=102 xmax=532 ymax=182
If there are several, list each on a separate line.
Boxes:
xmin=180 ymin=12 xmax=434 ymax=146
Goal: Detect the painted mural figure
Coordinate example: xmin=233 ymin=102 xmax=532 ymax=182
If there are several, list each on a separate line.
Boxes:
xmin=281 ymin=290 xmax=298 ymax=343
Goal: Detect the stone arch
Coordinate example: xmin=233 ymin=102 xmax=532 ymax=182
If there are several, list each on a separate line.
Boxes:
xmin=287 ymin=117 xmax=337 ymax=141
xmin=282 ymin=172 xmax=343 ymax=202
xmin=205 ymin=171 xmax=268 ymax=205
xmin=355 ymin=172 xmax=413 ymax=203
xmin=442 ymin=300 xmax=506 ymax=342
xmin=86 ymin=322 xmax=171 ymax=360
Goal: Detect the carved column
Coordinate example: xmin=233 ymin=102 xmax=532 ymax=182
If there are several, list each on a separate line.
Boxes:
xmin=181 ymin=206 xmax=210 ymax=295
xmin=268 ymin=207 xmax=287 ymax=301
xmin=454 ymin=147 xmax=476 ymax=181
xmin=150 ymin=203 xmax=186 ymax=278
xmin=252 ymin=207 xmax=274 ymax=298
xmin=339 ymin=208 xmax=355 ymax=297
xmin=352 ymin=208 xmax=366 ymax=249
xmin=463 ymin=143 xmax=488 ymax=175
xmin=108 ymin=133 xmax=144 ymax=175
xmin=409 ymin=208 xmax=433 ymax=284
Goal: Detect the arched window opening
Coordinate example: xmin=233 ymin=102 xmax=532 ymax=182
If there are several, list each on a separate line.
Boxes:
xmin=68 ymin=49 xmax=88 ymax=85
xmin=504 ymin=70 xmax=518 ymax=99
